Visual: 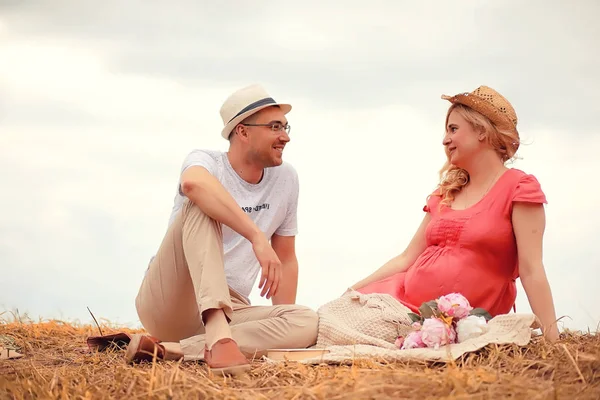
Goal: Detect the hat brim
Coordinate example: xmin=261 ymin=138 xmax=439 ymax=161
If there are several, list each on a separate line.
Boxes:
xmin=221 ymin=102 xmax=292 ymax=140
xmin=441 ymin=93 xmax=515 ymax=132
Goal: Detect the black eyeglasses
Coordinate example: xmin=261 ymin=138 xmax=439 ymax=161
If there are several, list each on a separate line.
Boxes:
xmin=241 ymin=122 xmax=291 ymax=135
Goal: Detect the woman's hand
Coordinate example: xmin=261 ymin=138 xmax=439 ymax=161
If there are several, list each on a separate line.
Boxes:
xmin=532 ymin=315 xmax=560 ymax=342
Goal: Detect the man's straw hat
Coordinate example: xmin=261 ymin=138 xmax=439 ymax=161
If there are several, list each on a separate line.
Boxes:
xmin=220 ymin=84 xmax=292 ymax=140
xmin=441 ymin=86 xmax=518 ymax=133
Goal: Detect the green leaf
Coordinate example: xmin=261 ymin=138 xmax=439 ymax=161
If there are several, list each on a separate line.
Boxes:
xmin=425 ymin=300 xmax=439 ymax=313
xmin=419 ymin=301 xmax=439 ymax=319
xmin=408 ymin=312 xmax=422 ymax=324
xmin=469 ymin=308 xmax=493 ymax=321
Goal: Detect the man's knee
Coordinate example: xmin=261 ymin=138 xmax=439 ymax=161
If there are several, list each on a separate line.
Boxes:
xmin=285 ymin=305 xmax=319 ymax=347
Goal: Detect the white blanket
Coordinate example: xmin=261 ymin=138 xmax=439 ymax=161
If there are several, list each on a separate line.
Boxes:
xmin=289 ymin=290 xmax=536 ymax=364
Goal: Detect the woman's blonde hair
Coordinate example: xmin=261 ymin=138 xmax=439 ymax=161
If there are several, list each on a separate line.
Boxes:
xmin=437 ymin=103 xmax=520 ymax=207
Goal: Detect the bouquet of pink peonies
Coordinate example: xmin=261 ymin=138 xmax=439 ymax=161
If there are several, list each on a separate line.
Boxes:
xmin=395 ymin=293 xmax=493 ymax=350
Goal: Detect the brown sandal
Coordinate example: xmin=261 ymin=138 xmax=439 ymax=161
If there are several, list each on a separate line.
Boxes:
xmin=125 ymin=334 xmax=182 ymax=364
xmin=204 ymin=338 xmax=251 ymax=376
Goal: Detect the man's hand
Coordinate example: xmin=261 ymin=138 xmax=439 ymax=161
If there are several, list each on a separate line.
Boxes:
xmin=252 ymin=234 xmax=282 ymax=299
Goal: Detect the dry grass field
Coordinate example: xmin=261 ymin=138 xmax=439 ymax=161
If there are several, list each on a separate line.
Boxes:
xmin=1 ymin=314 xmax=599 ymax=399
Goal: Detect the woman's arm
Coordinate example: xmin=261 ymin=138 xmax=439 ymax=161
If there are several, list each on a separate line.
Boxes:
xmin=350 ymin=213 xmax=431 ymax=290
xmin=512 ymin=202 xmax=559 ymax=342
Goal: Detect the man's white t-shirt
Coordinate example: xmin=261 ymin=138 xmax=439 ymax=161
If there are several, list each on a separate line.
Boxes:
xmin=165 ymin=149 xmax=299 ymax=303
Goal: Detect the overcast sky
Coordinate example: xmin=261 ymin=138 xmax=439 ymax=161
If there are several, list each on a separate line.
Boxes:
xmin=1 ymin=1 xmax=599 ymax=333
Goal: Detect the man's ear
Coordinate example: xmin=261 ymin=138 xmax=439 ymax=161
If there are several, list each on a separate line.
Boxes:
xmin=232 ymin=124 xmax=248 ymax=141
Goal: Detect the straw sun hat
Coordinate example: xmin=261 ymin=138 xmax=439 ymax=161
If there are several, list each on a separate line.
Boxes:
xmin=441 ymin=85 xmax=518 ymax=133
xmin=219 ymin=84 xmax=292 ymax=140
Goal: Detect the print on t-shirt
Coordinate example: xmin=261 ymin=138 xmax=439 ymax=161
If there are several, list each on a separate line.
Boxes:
xmin=241 ymin=203 xmax=270 ymax=213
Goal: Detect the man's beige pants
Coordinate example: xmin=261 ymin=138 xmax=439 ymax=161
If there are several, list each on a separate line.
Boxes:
xmin=135 ymin=199 xmax=318 ymax=360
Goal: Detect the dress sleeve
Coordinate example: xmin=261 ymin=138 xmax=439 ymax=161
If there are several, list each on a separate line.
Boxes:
xmin=512 ymin=174 xmax=548 ymax=204
xmin=423 ymin=190 xmax=442 ymax=213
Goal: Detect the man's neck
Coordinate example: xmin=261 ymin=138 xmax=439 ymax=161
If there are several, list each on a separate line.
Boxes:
xmin=226 ymin=149 xmax=264 ymax=184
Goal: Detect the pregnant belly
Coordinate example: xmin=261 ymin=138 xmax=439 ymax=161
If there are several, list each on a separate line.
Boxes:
xmin=402 ymin=250 xmax=498 ymax=309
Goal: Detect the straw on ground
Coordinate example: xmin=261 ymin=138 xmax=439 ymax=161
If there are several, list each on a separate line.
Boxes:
xmin=1 ymin=316 xmax=599 ymax=399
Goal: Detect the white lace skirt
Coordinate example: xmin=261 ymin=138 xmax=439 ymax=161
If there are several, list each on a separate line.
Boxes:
xmin=316 ymin=289 xmax=414 ymax=349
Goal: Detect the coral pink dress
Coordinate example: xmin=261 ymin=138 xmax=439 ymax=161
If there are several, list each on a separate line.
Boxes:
xmin=357 ymin=168 xmax=547 ymax=317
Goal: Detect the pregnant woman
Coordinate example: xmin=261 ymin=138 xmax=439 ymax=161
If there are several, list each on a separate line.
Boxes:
xmin=351 ymin=85 xmax=559 ymax=342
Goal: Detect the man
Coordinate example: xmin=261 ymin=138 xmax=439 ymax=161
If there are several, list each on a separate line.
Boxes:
xmin=125 ymin=84 xmax=318 ymax=376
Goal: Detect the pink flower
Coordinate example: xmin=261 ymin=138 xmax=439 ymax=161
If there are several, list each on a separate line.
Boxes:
xmin=394 ymin=336 xmax=405 ymax=349
xmin=420 ymin=318 xmax=457 ymax=349
xmin=411 ymin=322 xmax=422 ymax=330
xmin=401 ymin=330 xmax=425 ymax=349
xmin=436 ymin=293 xmax=473 ymax=320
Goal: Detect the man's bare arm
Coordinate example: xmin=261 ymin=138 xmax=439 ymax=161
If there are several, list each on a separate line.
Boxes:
xmin=270 ymin=234 xmax=298 ymax=305
xmin=181 ymin=166 xmax=282 ymax=298
xmin=181 ymin=166 xmax=263 ymax=242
